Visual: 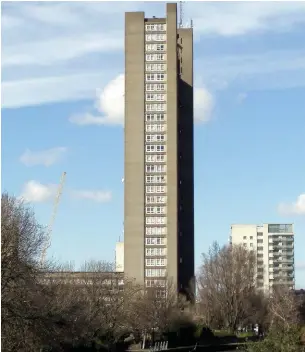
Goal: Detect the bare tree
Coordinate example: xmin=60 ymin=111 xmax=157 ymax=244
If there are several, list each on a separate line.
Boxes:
xmin=70 ymin=260 xmax=140 ymax=346
xmin=197 ymin=242 xmax=257 ymax=331
xmin=1 ymin=193 xmax=85 ymax=351
xmin=268 ymin=285 xmax=300 ymax=330
xmin=127 ymin=279 xmax=192 ymax=346
xmin=1 ymin=193 xmax=50 ymax=351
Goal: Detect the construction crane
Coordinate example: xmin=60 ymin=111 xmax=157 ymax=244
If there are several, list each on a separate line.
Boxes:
xmin=40 ymin=171 xmax=67 ymax=266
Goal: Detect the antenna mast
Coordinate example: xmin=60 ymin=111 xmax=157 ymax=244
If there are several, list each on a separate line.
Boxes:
xmin=179 ymin=1 xmax=184 ymax=28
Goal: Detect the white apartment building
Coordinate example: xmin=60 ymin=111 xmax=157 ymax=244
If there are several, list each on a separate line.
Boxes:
xmin=230 ymin=224 xmax=295 ymax=293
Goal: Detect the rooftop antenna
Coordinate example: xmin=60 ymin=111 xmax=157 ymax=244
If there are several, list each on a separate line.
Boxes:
xmin=179 ymin=1 xmax=184 ymax=28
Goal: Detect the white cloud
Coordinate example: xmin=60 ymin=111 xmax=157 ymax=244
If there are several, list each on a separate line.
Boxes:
xmin=19 ymin=180 xmax=112 ymax=204
xmin=2 ymin=2 xmax=305 ymax=109
xmin=70 ymin=74 xmax=214 ymax=126
xmin=2 ymin=72 xmax=114 ymax=109
xmin=69 ymin=74 xmax=124 ymax=126
xmin=189 ymin=2 xmax=305 ymax=37
xmin=20 ymin=147 xmax=67 ymax=167
xmin=195 ymin=49 xmax=305 ymax=92
xmin=70 ymin=190 xmax=112 ymax=203
xmin=19 ymin=180 xmax=57 ymax=203
xmin=194 ymin=87 xmax=214 ymax=123
xmin=278 ymin=194 xmax=305 ymax=216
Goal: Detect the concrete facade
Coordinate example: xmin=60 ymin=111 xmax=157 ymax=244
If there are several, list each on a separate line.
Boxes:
xmin=231 ymin=224 xmax=295 ymax=294
xmin=124 ymin=3 xmax=194 ymax=296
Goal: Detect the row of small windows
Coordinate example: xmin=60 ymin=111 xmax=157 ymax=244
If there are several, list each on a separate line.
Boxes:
xmin=146 ymin=206 xmax=166 ymax=215
xmin=146 ymin=94 xmax=166 ymax=102
xmin=146 ymin=247 xmax=167 ymax=256
xmin=146 ymin=54 xmax=166 ymax=62
xmin=145 ymin=269 xmax=166 ymax=277
xmin=145 ymin=279 xmax=166 ymax=287
xmin=146 ymin=113 xmax=166 ymax=122
xmin=146 ymin=226 xmax=167 ymax=235
xmin=146 ymin=104 xmax=166 ymax=112
xmin=146 ymin=154 xmax=166 ymax=163
xmin=146 ymin=164 xmax=166 ymax=173
xmin=146 ymin=64 xmax=166 ymax=72
xmin=146 ymin=185 xmax=166 ymax=193
xmin=146 ymin=195 xmax=166 ymax=204
xmin=146 ymin=217 xmax=166 ymax=225
xmin=146 ymin=124 xmax=166 ymax=132
xmin=146 ymin=145 xmax=165 ymax=153
xmin=145 ymin=258 xmax=166 ymax=266
xmin=146 ymin=73 xmax=166 ymax=81
xmin=146 ymin=237 xmax=166 ymax=246
xmin=146 ymin=175 xmax=166 ymax=183
xmin=146 ymin=134 xmax=166 ymax=142
xmin=145 ymin=33 xmax=166 ymax=42
xmin=146 ymin=44 xmax=166 ymax=52
xmin=146 ymin=84 xmax=166 ymax=92
xmin=145 ymin=24 xmax=166 ymax=32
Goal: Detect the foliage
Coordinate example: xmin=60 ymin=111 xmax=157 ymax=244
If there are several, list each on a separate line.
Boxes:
xmin=246 ymin=326 xmax=305 ymax=352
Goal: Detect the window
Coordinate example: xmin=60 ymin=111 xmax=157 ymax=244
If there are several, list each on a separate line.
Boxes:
xmin=145 ymin=53 xmax=167 ymax=61
xmin=145 ymin=237 xmax=166 ymax=246
xmin=146 ymin=175 xmax=166 ymax=184
xmin=145 ymin=73 xmax=166 ymax=82
xmin=146 ymin=195 xmax=166 ymax=204
xmin=146 ymin=64 xmax=166 ymax=72
xmin=146 ymin=154 xmax=166 ymax=163
xmin=146 ymin=84 xmax=166 ymax=92
xmin=145 ymin=33 xmax=166 ymax=41
xmin=145 ymin=164 xmax=166 ymax=173
xmin=146 ymin=206 xmax=166 ymax=215
xmin=146 ymin=93 xmax=166 ymax=101
xmin=146 ymin=103 xmax=166 ymax=112
xmin=145 ymin=113 xmax=166 ymax=122
xmin=145 ymin=247 xmax=167 ymax=256
xmin=268 ymin=224 xmax=293 ymax=233
xmin=145 ymin=44 xmax=166 ymax=52
xmin=145 ymin=217 xmax=166 ymax=225
xmin=250 ymin=236 xmax=253 ymax=240
xmin=145 ymin=268 xmax=166 ymax=277
xmin=146 ymin=227 xmax=167 ymax=235
xmin=146 ymin=124 xmax=166 ymax=132
xmin=146 ymin=185 xmax=167 ymax=193
xmin=146 ymin=134 xmax=166 ymax=143
xmin=145 ymin=23 xmax=166 ymax=32
xmin=243 ymin=236 xmax=247 ymax=240
xmin=145 ymin=279 xmax=166 ymax=287
xmin=145 ymin=145 xmax=166 ymax=153
xmin=145 ymin=258 xmax=167 ymax=266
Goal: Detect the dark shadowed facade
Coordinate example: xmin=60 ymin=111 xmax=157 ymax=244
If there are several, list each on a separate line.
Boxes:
xmin=124 ymin=3 xmax=194 ymax=297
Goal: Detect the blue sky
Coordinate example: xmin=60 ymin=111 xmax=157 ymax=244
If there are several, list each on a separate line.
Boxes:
xmin=1 ymin=1 xmax=305 ymax=287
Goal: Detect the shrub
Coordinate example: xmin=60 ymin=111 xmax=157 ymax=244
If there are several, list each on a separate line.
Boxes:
xmin=246 ymin=326 xmax=305 ymax=352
